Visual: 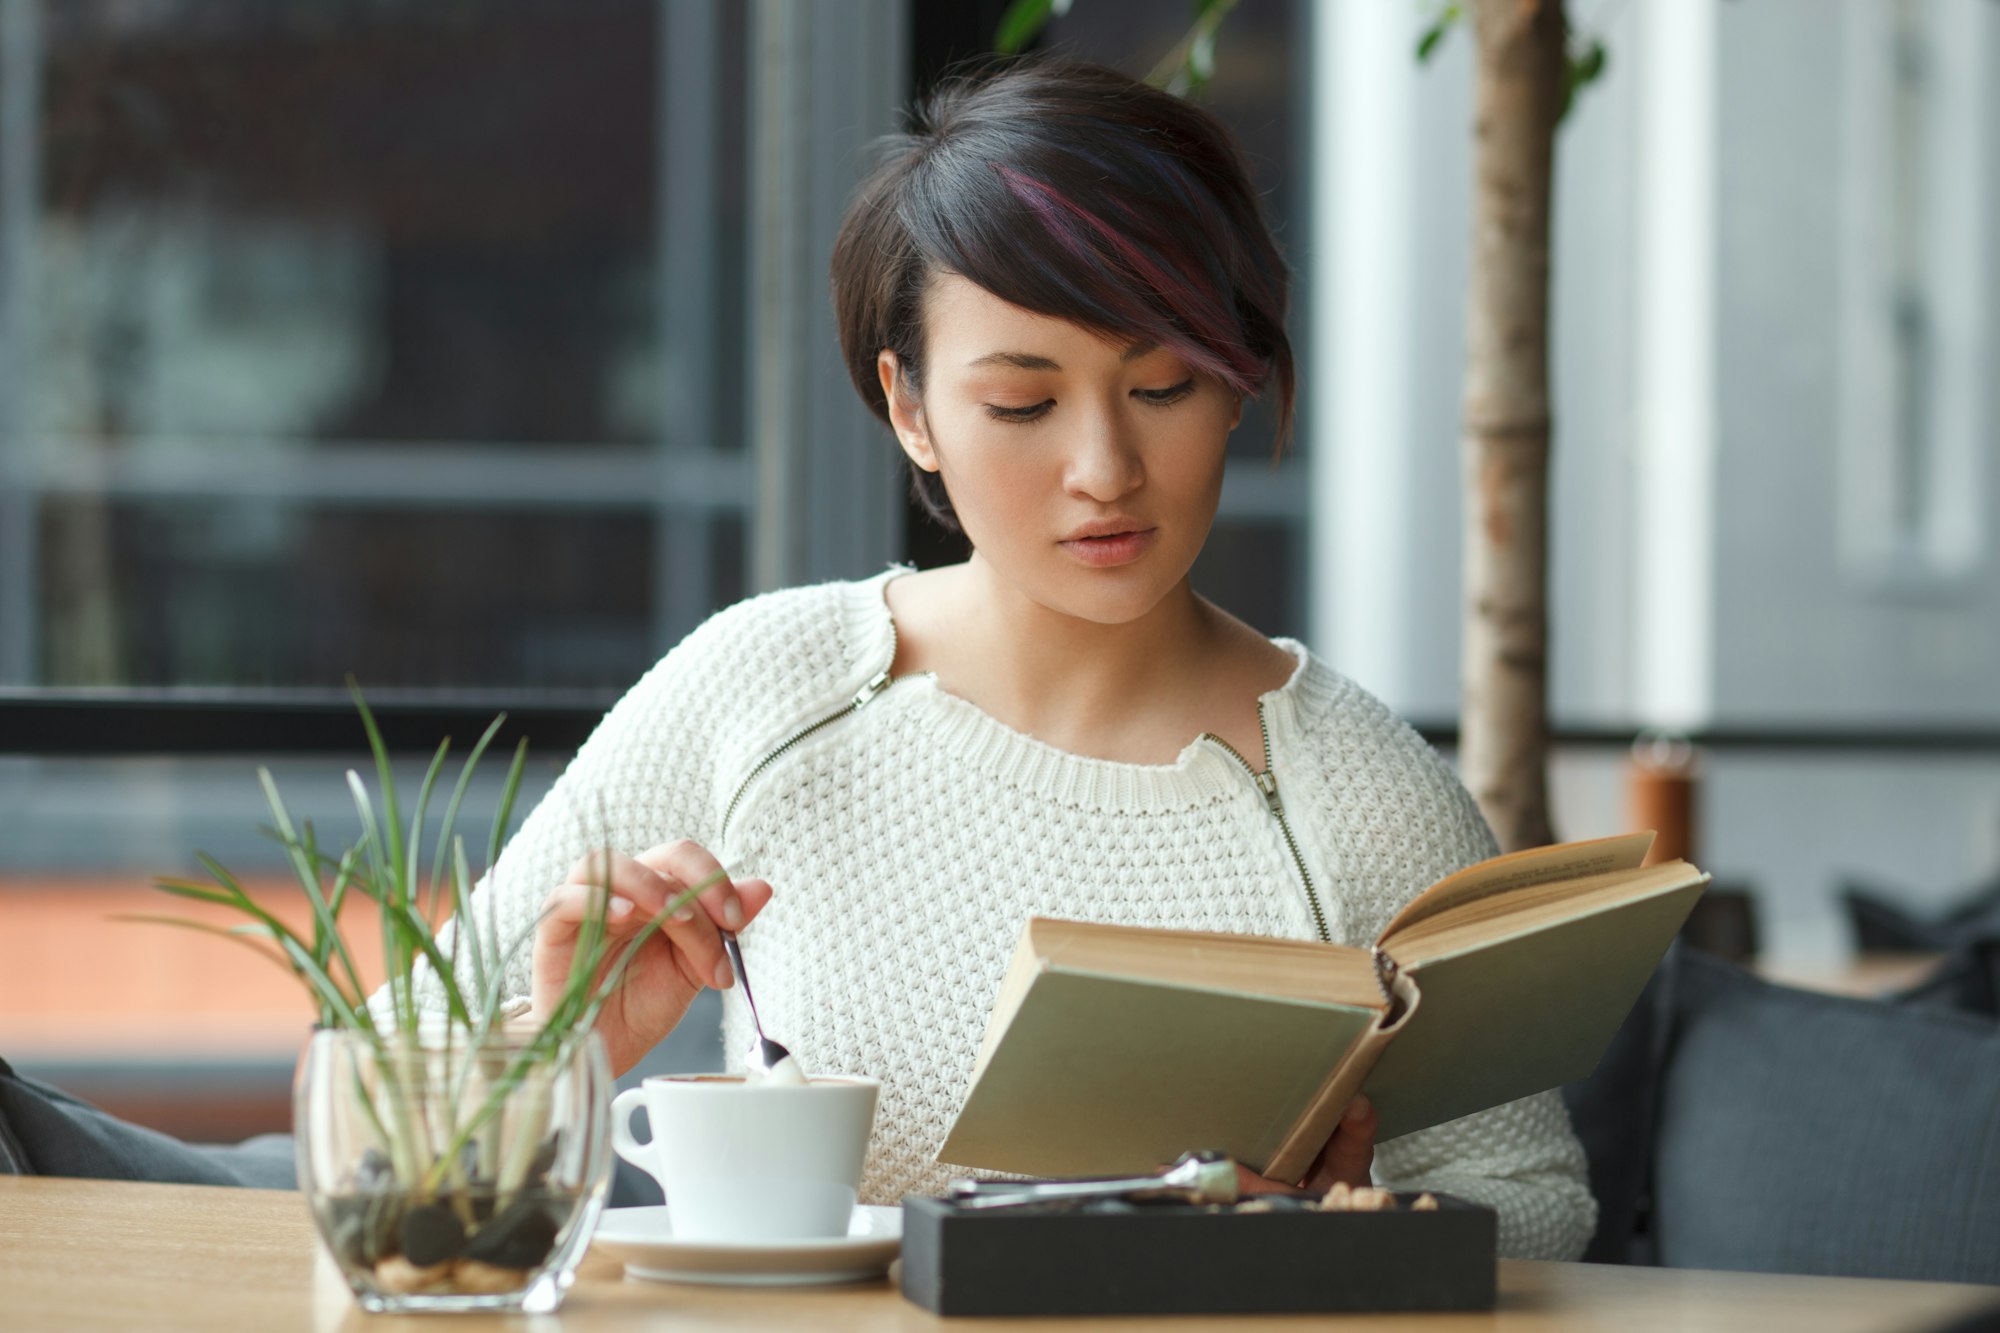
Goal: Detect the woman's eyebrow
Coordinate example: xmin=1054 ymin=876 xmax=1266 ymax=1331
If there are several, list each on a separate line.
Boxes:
xmin=965 ymin=342 xmax=1161 ymax=372
xmin=967 ymin=350 xmax=1060 ymax=371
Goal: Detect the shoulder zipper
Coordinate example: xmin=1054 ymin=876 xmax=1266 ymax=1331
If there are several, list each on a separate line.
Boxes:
xmin=719 ymin=630 xmax=905 ymax=843
xmin=1201 ymin=706 xmax=1332 ymax=944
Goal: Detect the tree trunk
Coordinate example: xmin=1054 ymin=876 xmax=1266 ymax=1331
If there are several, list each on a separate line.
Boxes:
xmin=1461 ymin=0 xmax=1564 ymax=852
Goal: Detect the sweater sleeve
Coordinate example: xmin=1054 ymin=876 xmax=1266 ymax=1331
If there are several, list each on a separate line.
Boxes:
xmin=1288 ymin=668 xmax=1597 ymax=1261
xmin=382 ymin=588 xmax=823 ymax=1026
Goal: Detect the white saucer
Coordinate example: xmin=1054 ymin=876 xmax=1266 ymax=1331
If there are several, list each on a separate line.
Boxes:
xmin=590 ymin=1205 xmax=902 ymax=1286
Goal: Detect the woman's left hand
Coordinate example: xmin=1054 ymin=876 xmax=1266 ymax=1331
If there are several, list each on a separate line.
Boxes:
xmin=1236 ymin=1095 xmax=1378 ymax=1197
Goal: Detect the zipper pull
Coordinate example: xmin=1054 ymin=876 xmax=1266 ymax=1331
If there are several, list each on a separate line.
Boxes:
xmin=852 ymin=669 xmax=892 ymax=707
xmin=1254 ymin=769 xmax=1283 ymax=814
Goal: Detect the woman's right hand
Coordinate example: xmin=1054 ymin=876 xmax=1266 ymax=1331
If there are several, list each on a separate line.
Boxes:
xmin=529 ymin=840 xmax=773 ymax=1077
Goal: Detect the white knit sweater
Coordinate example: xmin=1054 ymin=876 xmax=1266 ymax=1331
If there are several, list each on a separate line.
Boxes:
xmin=439 ymin=570 xmax=1595 ymax=1260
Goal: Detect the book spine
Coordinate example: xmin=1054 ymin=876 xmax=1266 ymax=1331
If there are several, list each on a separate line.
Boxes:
xmin=1371 ymin=947 xmax=1409 ymax=1022
xmin=1263 ymin=970 xmax=1423 ymax=1183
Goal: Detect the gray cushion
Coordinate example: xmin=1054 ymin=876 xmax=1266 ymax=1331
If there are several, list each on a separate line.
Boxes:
xmin=1652 ymin=950 xmax=2000 ymax=1282
xmin=0 ymin=1058 xmax=295 ymax=1188
xmin=1560 ymin=945 xmax=1677 ymax=1263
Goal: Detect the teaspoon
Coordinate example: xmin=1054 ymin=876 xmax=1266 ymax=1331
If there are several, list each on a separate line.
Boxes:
xmin=720 ymin=932 xmax=792 ymax=1074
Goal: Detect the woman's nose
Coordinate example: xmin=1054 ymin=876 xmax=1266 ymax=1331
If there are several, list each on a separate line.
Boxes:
xmin=1063 ymin=410 xmax=1145 ymax=501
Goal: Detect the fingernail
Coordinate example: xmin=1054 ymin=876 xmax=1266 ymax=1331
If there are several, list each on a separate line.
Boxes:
xmin=712 ymin=957 xmax=734 ymax=989
xmin=723 ymin=896 xmax=745 ymax=930
xmin=608 ymin=897 xmax=634 ymax=920
xmin=1347 ymin=1095 xmax=1372 ymax=1123
xmin=674 ymin=903 xmax=696 ymax=923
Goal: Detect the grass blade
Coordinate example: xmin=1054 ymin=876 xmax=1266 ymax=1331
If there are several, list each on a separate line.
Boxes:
xmin=347 ymin=678 xmax=406 ymax=906
xmin=408 ymin=736 xmax=452 ymax=929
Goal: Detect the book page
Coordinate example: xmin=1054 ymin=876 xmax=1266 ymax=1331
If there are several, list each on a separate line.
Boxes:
xmin=1387 ymin=861 xmax=1707 ymax=966
xmin=941 ymin=971 xmax=1379 ymax=1178
xmin=1360 ymin=876 xmax=1705 ymax=1141
xmin=1376 ymin=831 xmax=1656 ymax=945
xmin=1026 ymin=917 xmax=1383 ymax=1009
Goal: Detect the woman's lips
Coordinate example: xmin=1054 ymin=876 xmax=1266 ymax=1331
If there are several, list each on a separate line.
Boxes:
xmin=1059 ymin=528 xmax=1157 ymax=567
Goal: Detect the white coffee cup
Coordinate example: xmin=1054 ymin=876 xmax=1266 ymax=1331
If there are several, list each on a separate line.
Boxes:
xmin=610 ymin=1073 xmax=880 ymax=1242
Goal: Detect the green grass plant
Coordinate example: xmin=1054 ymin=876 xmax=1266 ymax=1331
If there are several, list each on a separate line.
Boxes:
xmin=124 ymin=679 xmax=718 ymax=1218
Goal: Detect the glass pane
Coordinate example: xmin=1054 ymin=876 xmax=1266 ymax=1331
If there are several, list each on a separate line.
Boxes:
xmin=34 ymin=0 xmax=662 ymax=447
xmin=1192 ymin=516 xmax=1301 ymax=641
xmin=3 ymin=0 xmax=750 ymax=690
xmin=32 ymin=497 xmax=739 ymax=689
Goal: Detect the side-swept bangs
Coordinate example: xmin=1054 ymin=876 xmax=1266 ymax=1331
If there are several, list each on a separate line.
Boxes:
xmin=832 ymin=58 xmax=1294 ymax=532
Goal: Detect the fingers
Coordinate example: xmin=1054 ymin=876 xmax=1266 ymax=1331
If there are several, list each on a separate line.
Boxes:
xmin=1303 ymin=1095 xmax=1377 ymax=1194
xmin=1235 ymin=1163 xmax=1307 ymax=1197
xmin=634 ymin=841 xmax=754 ymax=993
xmin=634 ymin=840 xmax=742 ymax=930
xmin=544 ymin=843 xmax=777 ymax=996
xmin=736 ymin=878 xmax=774 ymax=925
xmin=555 ymin=849 xmax=677 ymax=920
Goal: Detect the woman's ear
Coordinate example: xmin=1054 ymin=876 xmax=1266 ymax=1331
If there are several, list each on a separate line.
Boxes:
xmin=878 ymin=350 xmax=939 ymax=473
xmin=1228 ymin=392 xmax=1244 ymax=432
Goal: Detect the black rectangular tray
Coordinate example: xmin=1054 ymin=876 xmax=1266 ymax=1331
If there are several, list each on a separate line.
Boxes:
xmin=899 ymin=1191 xmax=1497 ymax=1317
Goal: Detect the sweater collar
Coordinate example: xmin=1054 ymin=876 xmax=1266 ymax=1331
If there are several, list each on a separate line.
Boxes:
xmin=841 ymin=567 xmax=1326 ymax=813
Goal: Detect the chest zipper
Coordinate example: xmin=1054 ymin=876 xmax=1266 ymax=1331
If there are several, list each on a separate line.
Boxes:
xmin=1200 ymin=706 xmax=1332 ymax=944
xmin=720 ymin=650 xmax=907 ymax=845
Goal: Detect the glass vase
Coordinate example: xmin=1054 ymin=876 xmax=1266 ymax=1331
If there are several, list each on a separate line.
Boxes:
xmin=295 ymin=1026 xmax=613 ymax=1314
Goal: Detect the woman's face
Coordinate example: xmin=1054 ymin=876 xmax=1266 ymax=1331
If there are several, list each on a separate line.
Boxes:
xmin=879 ymin=273 xmax=1240 ymax=626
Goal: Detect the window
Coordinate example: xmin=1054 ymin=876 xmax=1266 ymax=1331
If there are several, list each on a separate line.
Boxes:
xmin=1 ymin=0 xmax=750 ymax=694
xmin=0 ymin=0 xmax=1317 ymax=1131
xmin=1838 ymin=0 xmax=1991 ymax=591
xmin=0 ymin=0 xmax=761 ymax=1129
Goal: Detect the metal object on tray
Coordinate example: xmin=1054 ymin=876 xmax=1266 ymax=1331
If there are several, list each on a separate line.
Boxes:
xmin=946 ymin=1149 xmax=1240 ymax=1209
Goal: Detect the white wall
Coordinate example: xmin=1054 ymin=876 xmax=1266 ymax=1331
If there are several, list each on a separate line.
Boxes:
xmin=1310 ymin=0 xmax=2000 ymax=961
xmin=1712 ymin=0 xmax=2000 ymax=725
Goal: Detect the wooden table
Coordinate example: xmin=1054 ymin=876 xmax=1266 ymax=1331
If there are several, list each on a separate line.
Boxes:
xmin=1755 ymin=950 xmax=1948 ymax=999
xmin=3 ymin=1177 xmax=1994 ymax=1332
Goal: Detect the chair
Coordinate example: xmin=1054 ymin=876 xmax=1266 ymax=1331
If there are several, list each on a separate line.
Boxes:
xmin=1564 ymin=944 xmax=2000 ymax=1282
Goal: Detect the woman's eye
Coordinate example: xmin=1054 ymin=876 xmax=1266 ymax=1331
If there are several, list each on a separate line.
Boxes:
xmin=984 ymin=399 xmax=1054 ymax=423
xmin=1136 ymin=378 xmax=1196 ymax=406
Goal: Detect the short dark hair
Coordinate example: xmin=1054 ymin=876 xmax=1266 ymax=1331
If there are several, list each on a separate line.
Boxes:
xmin=830 ymin=58 xmax=1295 ymax=533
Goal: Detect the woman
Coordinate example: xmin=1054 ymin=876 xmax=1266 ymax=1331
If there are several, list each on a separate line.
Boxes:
xmin=0 ymin=57 xmax=1591 ymax=1260
xmin=504 ymin=59 xmax=1594 ymax=1260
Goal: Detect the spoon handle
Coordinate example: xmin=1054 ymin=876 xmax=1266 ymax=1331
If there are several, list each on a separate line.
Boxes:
xmin=721 ymin=933 xmax=755 ymax=1011
xmin=948 ymin=1176 xmax=1193 ymax=1209
xmin=721 ymin=932 xmax=792 ymax=1072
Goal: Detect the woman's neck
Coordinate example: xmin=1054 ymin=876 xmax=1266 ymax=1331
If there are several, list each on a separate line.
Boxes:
xmin=887 ymin=556 xmax=1288 ymax=765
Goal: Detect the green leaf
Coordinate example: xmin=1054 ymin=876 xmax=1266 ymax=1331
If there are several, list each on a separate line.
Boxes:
xmin=451 ymin=836 xmax=489 ymax=1005
xmin=487 ymin=735 xmax=529 ymax=872
xmin=1189 ymin=28 xmax=1216 ymax=85
xmin=409 ymin=736 xmax=452 ymax=926
xmin=1416 ymin=2 xmax=1461 ymax=64
xmin=152 ymin=877 xmax=242 ymax=909
xmin=431 ymin=712 xmax=506 ymax=921
xmin=1559 ymin=36 xmax=1608 ymax=125
xmin=386 ymin=900 xmax=473 ymax=1029
xmin=347 ymin=679 xmax=406 ymax=902
xmin=346 ymin=766 xmax=407 ymax=1028
xmin=112 ymin=914 xmax=290 ymax=971
xmin=995 ymin=0 xmax=1055 ymax=54
xmin=271 ymin=930 xmax=374 ymax=1030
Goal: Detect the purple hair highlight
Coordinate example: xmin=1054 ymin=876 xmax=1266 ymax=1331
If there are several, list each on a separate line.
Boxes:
xmin=992 ymin=164 xmax=1264 ymax=399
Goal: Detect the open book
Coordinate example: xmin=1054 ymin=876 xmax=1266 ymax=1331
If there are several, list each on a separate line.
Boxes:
xmin=938 ymin=832 xmax=1706 ymax=1183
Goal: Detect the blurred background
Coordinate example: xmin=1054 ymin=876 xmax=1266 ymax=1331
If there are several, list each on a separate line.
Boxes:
xmin=1 ymin=0 xmax=1996 ymax=1140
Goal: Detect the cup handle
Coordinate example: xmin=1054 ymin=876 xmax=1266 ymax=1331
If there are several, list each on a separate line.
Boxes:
xmin=610 ymin=1087 xmax=652 ymax=1169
